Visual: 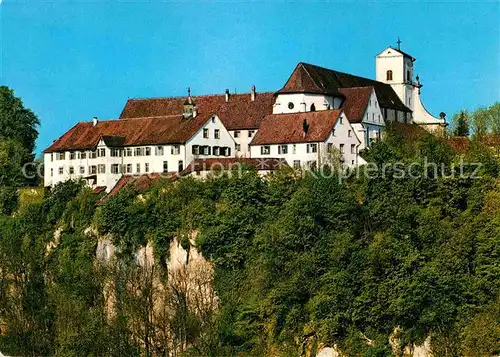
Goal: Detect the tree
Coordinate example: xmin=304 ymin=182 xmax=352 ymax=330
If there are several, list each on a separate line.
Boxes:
xmin=452 ymin=110 xmax=469 ymax=136
xmin=470 ymin=102 xmax=500 ymax=135
xmin=0 ymin=86 xmax=40 ymax=158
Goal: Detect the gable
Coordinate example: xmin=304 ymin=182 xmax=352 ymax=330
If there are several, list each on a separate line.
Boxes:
xmin=277 ymin=62 xmax=410 ymax=112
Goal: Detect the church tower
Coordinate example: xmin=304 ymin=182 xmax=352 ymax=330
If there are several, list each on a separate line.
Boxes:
xmin=376 ymin=40 xmax=446 ymax=131
xmin=375 ymin=39 xmax=416 ymax=110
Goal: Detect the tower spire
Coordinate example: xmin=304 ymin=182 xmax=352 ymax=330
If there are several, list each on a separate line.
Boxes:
xmin=397 ymin=37 xmax=402 ymax=50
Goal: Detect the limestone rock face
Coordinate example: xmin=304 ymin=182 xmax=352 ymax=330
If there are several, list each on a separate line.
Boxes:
xmin=316 ymin=346 xmax=341 ymax=357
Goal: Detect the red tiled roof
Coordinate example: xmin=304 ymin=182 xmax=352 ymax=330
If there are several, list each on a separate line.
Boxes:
xmin=277 ymin=63 xmax=410 ymax=112
xmin=119 ymin=92 xmax=275 ymax=131
xmin=339 ymin=87 xmax=373 ymax=123
xmin=277 ymin=63 xmax=341 ymax=96
xmin=250 ymin=109 xmax=342 ymax=145
xmin=102 ymin=173 xmax=169 ymax=202
xmin=44 ymin=114 xmax=212 ymax=153
xmin=92 ymin=186 xmax=107 ymax=195
xmin=180 ymin=158 xmax=287 ymax=175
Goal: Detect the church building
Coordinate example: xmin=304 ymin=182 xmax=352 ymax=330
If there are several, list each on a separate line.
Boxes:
xmin=43 ymin=43 xmax=446 ymax=192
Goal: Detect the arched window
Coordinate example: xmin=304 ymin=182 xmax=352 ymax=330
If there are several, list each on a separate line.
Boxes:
xmin=386 ymin=70 xmax=393 ymax=81
xmin=310 ymin=103 xmax=316 ymax=112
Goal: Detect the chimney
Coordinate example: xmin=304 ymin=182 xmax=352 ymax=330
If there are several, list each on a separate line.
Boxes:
xmin=93 ymin=116 xmax=98 ymax=126
xmin=302 ymin=119 xmax=309 ymax=138
xmin=225 ymin=89 xmax=230 ymax=102
xmin=251 ymin=85 xmax=256 ymax=102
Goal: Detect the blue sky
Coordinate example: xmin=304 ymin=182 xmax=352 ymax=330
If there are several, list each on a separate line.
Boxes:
xmin=1 ymin=0 xmax=499 ymax=154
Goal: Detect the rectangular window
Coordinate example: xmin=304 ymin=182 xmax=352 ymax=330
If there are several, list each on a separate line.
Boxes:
xmin=98 ymin=148 xmax=106 ymax=157
xmin=308 ymin=160 xmax=317 ymax=170
xmin=145 ymin=147 xmax=151 ymax=156
xmin=98 ymin=164 xmax=106 ymax=174
xmin=292 ymin=144 xmax=296 ymax=154
xmin=178 ymin=160 xmax=184 ymax=172
xmin=79 ymin=166 xmax=85 ymax=174
xmin=134 ymin=147 xmax=144 ymax=156
xmin=58 ymin=167 xmax=64 ymax=175
xmin=235 ymin=144 xmax=240 ymax=152
xmin=69 ymin=166 xmax=74 ymax=174
xmin=332 ymin=129 xmax=336 ymax=136
xmin=171 ymin=145 xmax=180 ymax=155
xmin=90 ymin=151 xmax=97 ymax=159
xmin=372 ymin=113 xmax=375 ymax=121
xmin=293 ymin=160 xmax=301 ymax=169
xmin=348 ymin=130 xmax=352 ymax=137
xmin=111 ymin=164 xmax=120 ymax=174
xmin=89 ymin=165 xmax=97 ymax=174
xmin=81 ymin=152 xmax=87 ymax=159
xmin=307 ymin=143 xmax=317 ymax=153
xmin=155 ymin=146 xmax=164 ymax=156
xmin=261 ymin=145 xmax=270 ymax=155
xmin=327 ymin=143 xmax=333 ymax=152
xmin=124 ymin=148 xmax=132 ymax=157
xmin=213 ymin=146 xmax=220 ymax=156
xmin=339 ymin=116 xmax=343 ymax=124
xmin=340 ymin=144 xmax=345 ymax=153
xmin=278 ymin=144 xmax=288 ymax=154
xmin=192 ymin=145 xmax=200 ymax=155
xmin=351 ymin=144 xmax=356 ymax=154
xmin=203 ymin=128 xmax=209 ymax=139
xmin=57 ymin=152 xmax=66 ymax=160
xmin=234 ymin=130 xmax=240 ymax=138
xmin=204 ymin=146 xmax=211 ymax=155
xmin=248 ymin=130 xmax=255 ymax=138
xmin=224 ymin=147 xmax=231 ymax=157
xmin=50 ymin=153 xmax=53 ymax=162
xmin=110 ymin=148 xmax=121 ymax=157
xmin=70 ymin=152 xmax=76 ymax=160
xmin=145 ymin=163 xmax=149 ymax=173
xmin=136 ymin=163 xmax=140 ymax=173
xmin=163 ymin=161 xmax=168 ymax=173
xmin=50 ymin=168 xmax=53 ymax=176
xmin=214 ymin=129 xmax=220 ymax=139
xmin=124 ymin=164 xmax=131 ymax=174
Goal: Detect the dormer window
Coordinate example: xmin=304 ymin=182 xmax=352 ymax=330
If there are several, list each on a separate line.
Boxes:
xmin=386 ymin=70 xmax=393 ymax=81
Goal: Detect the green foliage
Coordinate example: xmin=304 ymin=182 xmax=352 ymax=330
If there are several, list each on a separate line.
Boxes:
xmin=0 ymin=186 xmax=19 ymax=215
xmin=451 ymin=110 xmax=470 ymax=136
xmin=0 ymin=121 xmax=499 ymax=356
xmin=467 ymin=101 xmax=500 ymax=135
xmin=0 ymin=86 xmax=40 ymax=156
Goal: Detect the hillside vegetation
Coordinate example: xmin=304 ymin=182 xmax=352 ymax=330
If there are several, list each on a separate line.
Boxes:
xmin=0 ymin=127 xmax=499 ymax=356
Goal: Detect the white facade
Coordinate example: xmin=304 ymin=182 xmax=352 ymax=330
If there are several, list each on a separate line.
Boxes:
xmin=376 ymin=47 xmax=445 ymax=129
xmin=44 ymin=114 xmax=235 ymax=191
xmin=352 ymin=89 xmax=385 ymax=150
xmin=273 ymin=93 xmax=342 ymax=114
xmin=229 ymin=129 xmax=258 ymax=158
xmin=250 ymin=112 xmax=360 ymax=169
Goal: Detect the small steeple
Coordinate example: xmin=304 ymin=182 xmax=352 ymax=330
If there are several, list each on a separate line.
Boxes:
xmin=183 ymin=87 xmax=197 ymax=118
